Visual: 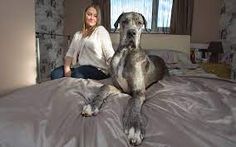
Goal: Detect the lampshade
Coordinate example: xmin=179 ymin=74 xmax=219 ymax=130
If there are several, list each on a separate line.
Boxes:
xmin=207 ymin=41 xmax=224 ymax=53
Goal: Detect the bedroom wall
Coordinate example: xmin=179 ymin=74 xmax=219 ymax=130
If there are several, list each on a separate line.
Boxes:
xmin=191 ymin=0 xmax=221 ymax=43
xmin=64 ymin=0 xmax=190 ymax=55
xmin=64 ymin=0 xmax=221 ymax=45
xmin=0 ymin=0 xmax=36 ymax=96
xmin=64 ymin=0 xmax=92 ymax=36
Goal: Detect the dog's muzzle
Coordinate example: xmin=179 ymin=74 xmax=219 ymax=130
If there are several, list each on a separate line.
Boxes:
xmin=127 ymin=29 xmax=136 ymax=37
xmin=126 ymin=29 xmax=137 ymax=48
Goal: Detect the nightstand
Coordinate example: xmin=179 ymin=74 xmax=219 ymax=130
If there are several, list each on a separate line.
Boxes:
xmin=200 ymin=63 xmax=231 ymax=79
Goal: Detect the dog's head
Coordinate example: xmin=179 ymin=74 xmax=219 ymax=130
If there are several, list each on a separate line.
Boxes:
xmin=114 ymin=12 xmax=148 ymax=49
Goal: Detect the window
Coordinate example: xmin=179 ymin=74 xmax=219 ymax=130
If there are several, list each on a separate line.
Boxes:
xmin=110 ymin=0 xmax=173 ymax=33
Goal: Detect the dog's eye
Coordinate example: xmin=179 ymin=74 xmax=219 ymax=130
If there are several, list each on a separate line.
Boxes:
xmin=122 ymin=20 xmax=128 ymax=25
xmin=137 ymin=21 xmax=143 ymax=25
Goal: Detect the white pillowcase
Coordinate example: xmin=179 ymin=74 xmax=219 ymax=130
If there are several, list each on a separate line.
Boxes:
xmin=146 ymin=49 xmax=199 ymax=69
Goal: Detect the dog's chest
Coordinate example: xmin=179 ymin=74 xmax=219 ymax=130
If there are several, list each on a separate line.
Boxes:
xmin=111 ymin=49 xmax=129 ymax=92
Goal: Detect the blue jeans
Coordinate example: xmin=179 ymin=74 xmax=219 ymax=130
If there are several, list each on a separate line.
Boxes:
xmin=50 ymin=65 xmax=110 ymax=80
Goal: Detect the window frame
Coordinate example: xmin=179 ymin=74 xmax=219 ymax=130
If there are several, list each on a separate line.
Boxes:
xmin=110 ymin=0 xmax=172 ymax=33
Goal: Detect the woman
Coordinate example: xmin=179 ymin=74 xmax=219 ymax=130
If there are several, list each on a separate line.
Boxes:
xmin=51 ymin=4 xmax=114 ymax=80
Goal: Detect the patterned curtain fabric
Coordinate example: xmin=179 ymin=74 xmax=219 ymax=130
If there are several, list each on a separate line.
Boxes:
xmin=92 ymin=0 xmax=111 ymax=31
xmin=219 ymin=0 xmax=236 ymax=79
xmin=170 ymin=0 xmax=194 ymax=35
xmin=35 ymin=0 xmax=68 ymax=82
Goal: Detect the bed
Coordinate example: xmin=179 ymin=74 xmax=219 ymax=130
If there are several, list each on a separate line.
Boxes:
xmin=1 ymin=47 xmax=236 ymax=147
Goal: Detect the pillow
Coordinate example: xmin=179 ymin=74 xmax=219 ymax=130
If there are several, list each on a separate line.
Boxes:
xmin=146 ymin=49 xmax=179 ymax=64
xmin=146 ymin=49 xmax=199 ymax=69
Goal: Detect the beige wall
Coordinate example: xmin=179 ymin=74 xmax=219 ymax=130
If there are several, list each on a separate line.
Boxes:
xmin=64 ymin=0 xmax=92 ymax=36
xmin=191 ymin=0 xmax=221 ymax=43
xmin=0 ymin=0 xmax=36 ymax=96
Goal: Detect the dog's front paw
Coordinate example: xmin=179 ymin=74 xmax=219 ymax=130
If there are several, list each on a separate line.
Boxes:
xmin=81 ymin=104 xmax=99 ymax=117
xmin=123 ymin=112 xmax=145 ymax=146
xmin=125 ymin=126 xmax=144 ymax=145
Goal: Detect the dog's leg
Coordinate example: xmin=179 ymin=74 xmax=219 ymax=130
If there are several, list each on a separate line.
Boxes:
xmin=81 ymin=85 xmax=120 ymax=117
xmin=123 ymin=61 xmax=146 ymax=145
xmin=123 ymin=91 xmax=146 ymax=145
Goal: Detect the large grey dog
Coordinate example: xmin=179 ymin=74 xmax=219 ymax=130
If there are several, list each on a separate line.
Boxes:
xmin=81 ymin=12 xmax=167 ymax=146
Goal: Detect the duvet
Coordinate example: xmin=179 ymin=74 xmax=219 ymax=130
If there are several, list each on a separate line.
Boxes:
xmin=0 ymin=76 xmax=236 ymax=147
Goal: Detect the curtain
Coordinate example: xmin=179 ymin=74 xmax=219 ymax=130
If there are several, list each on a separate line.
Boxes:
xmin=170 ymin=0 xmax=194 ymax=35
xmin=92 ymin=0 xmax=111 ymax=31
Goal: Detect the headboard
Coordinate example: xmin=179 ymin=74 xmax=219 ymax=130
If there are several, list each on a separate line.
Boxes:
xmin=109 ymin=33 xmax=191 ymax=56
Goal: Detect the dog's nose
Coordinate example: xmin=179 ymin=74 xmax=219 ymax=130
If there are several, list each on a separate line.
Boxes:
xmin=127 ymin=29 xmax=136 ymax=37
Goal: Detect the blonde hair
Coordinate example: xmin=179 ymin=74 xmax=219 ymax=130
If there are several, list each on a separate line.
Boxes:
xmin=81 ymin=4 xmax=101 ymax=37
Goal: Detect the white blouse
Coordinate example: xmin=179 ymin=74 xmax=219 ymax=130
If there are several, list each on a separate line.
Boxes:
xmin=66 ymin=26 xmax=114 ymax=74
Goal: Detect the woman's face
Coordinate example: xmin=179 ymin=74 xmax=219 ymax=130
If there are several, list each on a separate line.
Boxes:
xmin=85 ymin=7 xmax=98 ymax=28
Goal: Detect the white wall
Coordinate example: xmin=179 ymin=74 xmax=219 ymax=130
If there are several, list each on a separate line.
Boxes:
xmin=0 ymin=0 xmax=36 ymax=96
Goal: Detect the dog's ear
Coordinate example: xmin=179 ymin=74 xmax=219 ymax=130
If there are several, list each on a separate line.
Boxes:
xmin=114 ymin=13 xmax=124 ymax=32
xmin=139 ymin=13 xmax=149 ymax=32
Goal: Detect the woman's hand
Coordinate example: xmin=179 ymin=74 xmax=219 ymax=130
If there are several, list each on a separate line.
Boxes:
xmin=64 ymin=56 xmax=73 ymax=77
xmin=64 ymin=66 xmax=72 ymax=77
